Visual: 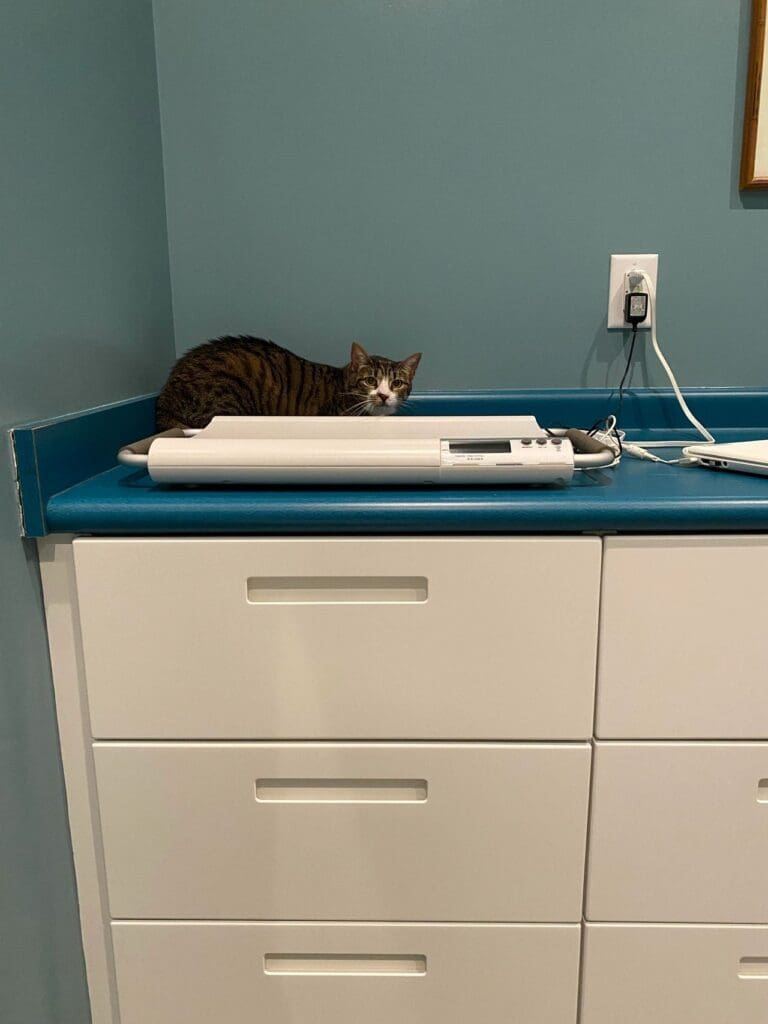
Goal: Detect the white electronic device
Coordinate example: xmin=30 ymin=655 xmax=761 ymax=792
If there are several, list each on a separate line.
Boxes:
xmin=683 ymin=440 xmax=768 ymax=479
xmin=118 ymin=415 xmax=616 ymax=486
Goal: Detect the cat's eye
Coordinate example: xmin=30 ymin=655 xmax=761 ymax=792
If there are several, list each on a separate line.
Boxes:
xmin=362 ymin=376 xmax=377 ymax=387
xmin=392 ymin=378 xmax=406 ymax=388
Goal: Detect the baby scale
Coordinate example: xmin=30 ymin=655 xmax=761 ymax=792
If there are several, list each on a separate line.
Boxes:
xmin=117 ymin=416 xmax=616 ymax=486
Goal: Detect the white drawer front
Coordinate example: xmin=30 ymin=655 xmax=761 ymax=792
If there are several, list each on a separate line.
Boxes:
xmin=597 ymin=536 xmax=768 ymax=739
xmin=587 ymin=743 xmax=768 ymax=922
xmin=95 ymin=743 xmax=591 ymax=921
xmin=73 ymin=537 xmax=601 ymax=739
xmin=582 ymin=924 xmax=768 ymax=1024
xmin=112 ymin=922 xmax=581 ymax=1024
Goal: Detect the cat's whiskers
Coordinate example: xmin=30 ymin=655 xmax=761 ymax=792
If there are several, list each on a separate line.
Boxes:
xmin=341 ymin=392 xmax=371 ymax=408
xmin=343 ymin=398 xmax=372 ymax=416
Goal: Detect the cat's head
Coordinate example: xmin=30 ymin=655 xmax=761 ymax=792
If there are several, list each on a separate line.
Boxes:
xmin=345 ymin=342 xmax=422 ymax=416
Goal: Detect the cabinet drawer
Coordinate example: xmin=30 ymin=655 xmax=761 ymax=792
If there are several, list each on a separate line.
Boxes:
xmin=73 ymin=537 xmax=600 ymax=739
xmin=112 ymin=921 xmax=581 ymax=1024
xmin=95 ymin=742 xmax=591 ymax=921
xmin=587 ymin=743 xmax=768 ymax=922
xmin=582 ymin=924 xmax=768 ymax=1024
xmin=597 ymin=536 xmax=768 ymax=739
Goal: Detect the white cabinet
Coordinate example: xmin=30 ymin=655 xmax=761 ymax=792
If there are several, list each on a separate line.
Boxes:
xmin=43 ymin=530 xmax=767 ymax=1024
xmin=597 ymin=537 xmax=768 ymax=739
xmin=581 ymin=924 xmax=768 ymax=1024
xmin=112 ymin=922 xmax=582 ymax=1024
xmin=587 ymin=742 xmax=768 ymax=922
xmin=95 ymin=742 xmax=591 ymax=921
xmin=73 ymin=537 xmax=601 ymax=740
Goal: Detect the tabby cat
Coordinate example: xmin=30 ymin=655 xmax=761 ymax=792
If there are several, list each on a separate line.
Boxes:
xmin=156 ymin=337 xmax=422 ymax=429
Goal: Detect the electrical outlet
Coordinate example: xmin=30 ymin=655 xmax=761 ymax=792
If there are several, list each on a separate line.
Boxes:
xmin=607 ymin=254 xmax=658 ymax=329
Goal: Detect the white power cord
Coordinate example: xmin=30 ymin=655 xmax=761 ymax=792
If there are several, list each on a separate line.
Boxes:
xmin=621 ymin=270 xmax=714 ymax=465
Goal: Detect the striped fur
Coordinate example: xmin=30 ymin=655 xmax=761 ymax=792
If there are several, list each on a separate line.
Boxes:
xmin=156 ymin=337 xmax=421 ymax=429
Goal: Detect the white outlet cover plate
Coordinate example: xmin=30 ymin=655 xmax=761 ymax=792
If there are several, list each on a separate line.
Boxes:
xmin=607 ymin=253 xmax=658 ymax=329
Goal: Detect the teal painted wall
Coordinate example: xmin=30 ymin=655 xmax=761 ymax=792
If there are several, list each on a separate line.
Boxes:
xmin=154 ymin=0 xmax=768 ymax=388
xmin=0 ymin=3 xmax=173 ymax=1021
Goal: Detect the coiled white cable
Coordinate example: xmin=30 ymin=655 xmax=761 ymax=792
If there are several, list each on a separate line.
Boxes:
xmin=621 ymin=270 xmax=714 ymax=465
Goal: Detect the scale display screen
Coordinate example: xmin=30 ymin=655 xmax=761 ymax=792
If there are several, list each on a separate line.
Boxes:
xmin=448 ymin=440 xmax=512 ymax=454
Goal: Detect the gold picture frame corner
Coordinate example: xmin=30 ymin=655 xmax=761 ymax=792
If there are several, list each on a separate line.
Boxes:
xmin=740 ymin=0 xmax=768 ymax=190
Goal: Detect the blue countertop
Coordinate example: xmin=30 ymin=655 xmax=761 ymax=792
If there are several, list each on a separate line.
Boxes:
xmin=43 ymin=433 xmax=768 ymax=536
xmin=13 ymin=390 xmax=768 ymax=536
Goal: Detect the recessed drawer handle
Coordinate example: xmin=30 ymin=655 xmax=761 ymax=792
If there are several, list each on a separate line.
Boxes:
xmin=264 ymin=954 xmax=427 ymax=977
xmin=255 ymin=779 xmax=428 ymax=803
xmin=246 ymin=576 xmax=428 ymax=604
xmin=757 ymin=780 xmax=768 ymax=803
xmin=739 ymin=957 xmax=768 ymax=979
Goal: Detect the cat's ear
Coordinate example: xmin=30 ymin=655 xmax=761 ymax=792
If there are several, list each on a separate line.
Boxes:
xmin=350 ymin=341 xmax=369 ymax=369
xmin=399 ymin=352 xmax=422 ymax=377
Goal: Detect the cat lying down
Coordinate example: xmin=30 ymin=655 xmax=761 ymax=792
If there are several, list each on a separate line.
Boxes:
xmin=156 ymin=337 xmax=421 ymax=429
